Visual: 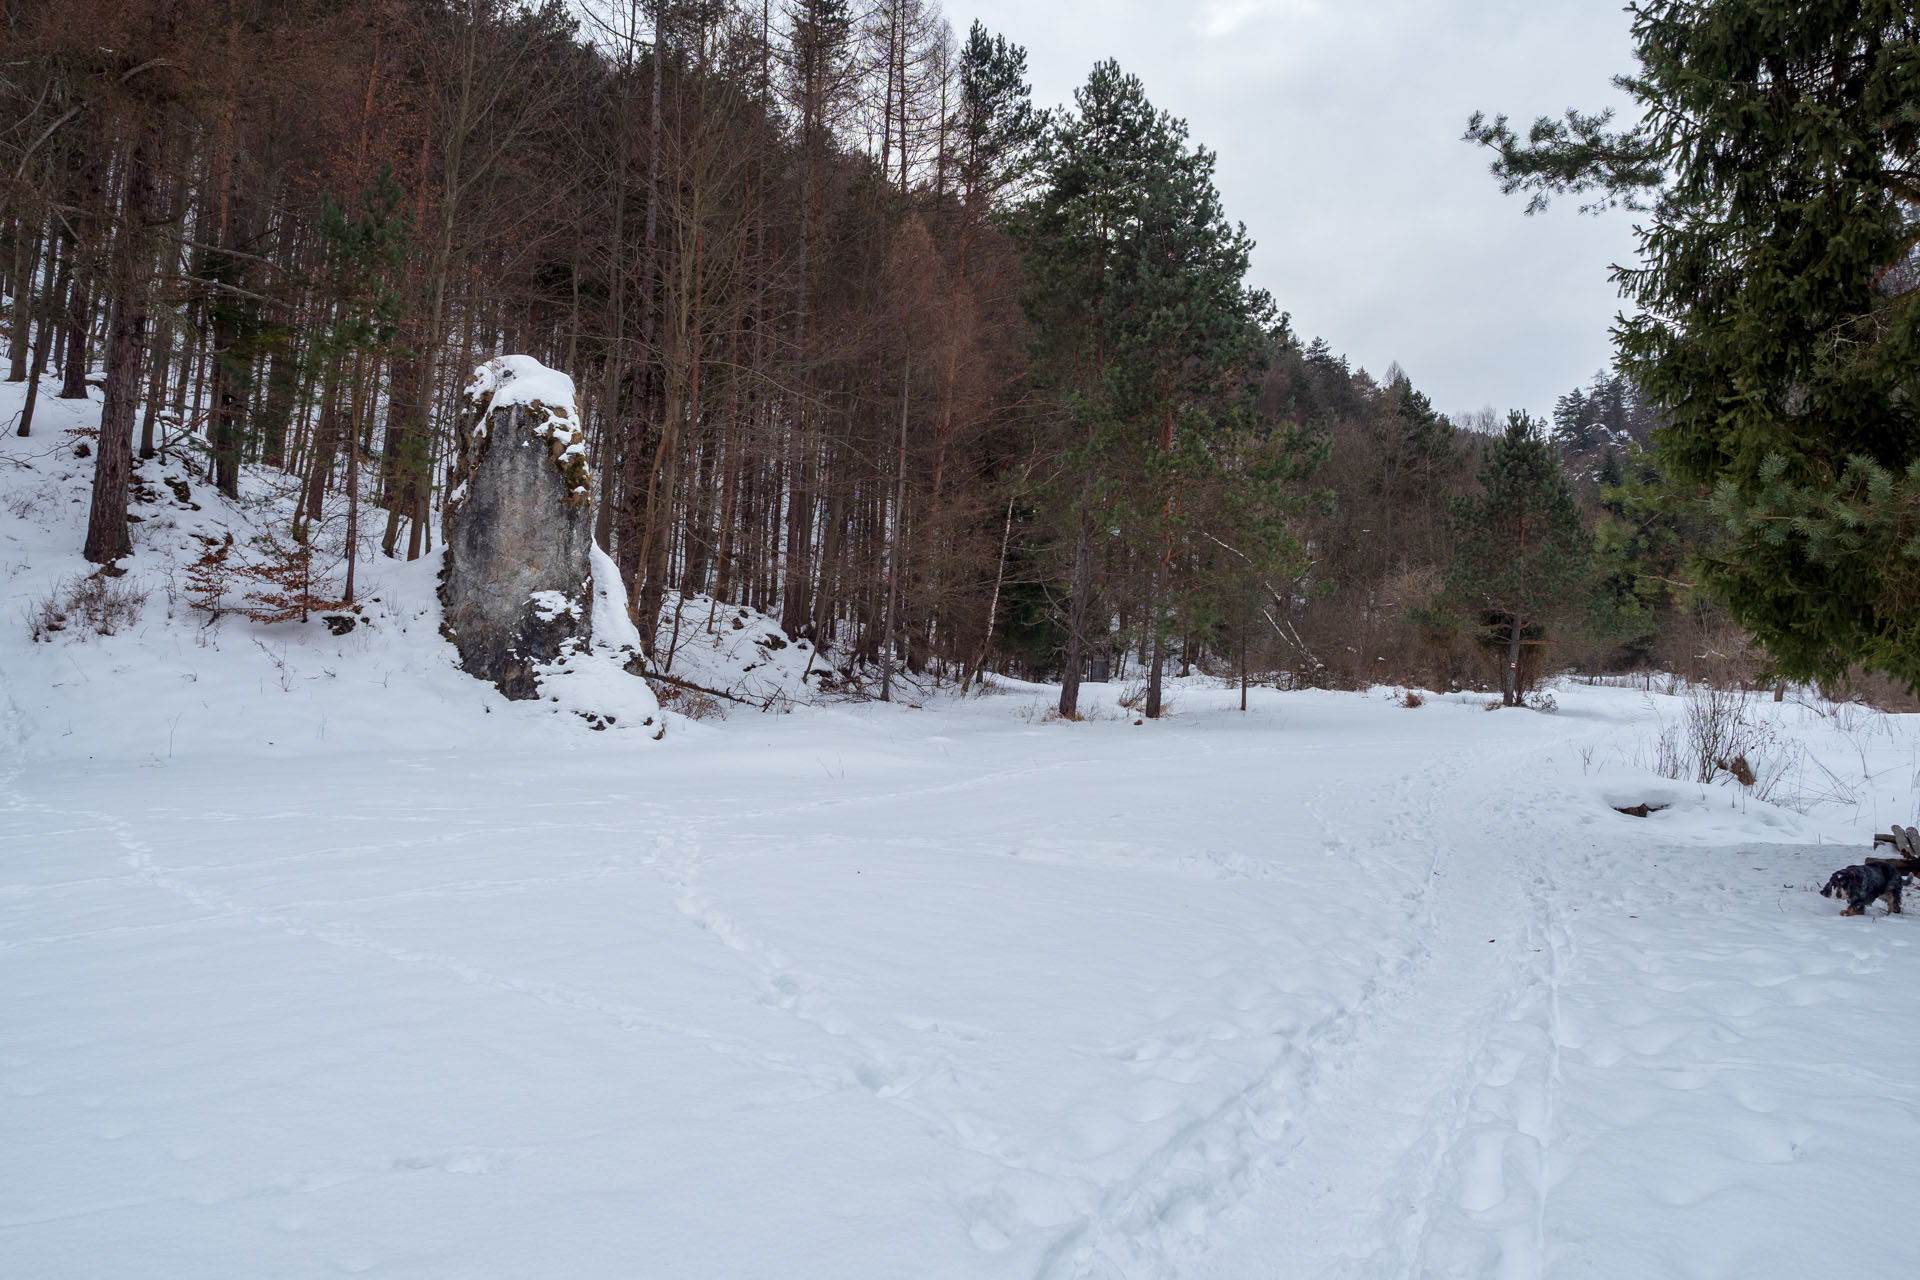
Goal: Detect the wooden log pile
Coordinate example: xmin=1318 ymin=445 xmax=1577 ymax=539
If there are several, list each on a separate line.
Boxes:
xmin=1867 ymin=825 xmax=1920 ymax=873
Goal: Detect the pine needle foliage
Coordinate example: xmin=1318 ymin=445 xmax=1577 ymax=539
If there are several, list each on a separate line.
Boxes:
xmin=1468 ymin=0 xmax=1920 ymax=686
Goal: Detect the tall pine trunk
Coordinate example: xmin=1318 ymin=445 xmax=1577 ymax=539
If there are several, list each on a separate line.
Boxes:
xmin=1504 ymin=608 xmax=1524 ymax=707
xmin=58 ymin=155 xmax=100 ymax=403
xmin=85 ymin=134 xmax=158 ymax=564
xmin=1144 ymin=556 xmax=1169 ymax=718
xmin=1058 ymin=472 xmax=1093 ymax=717
xmin=881 ymin=357 xmax=909 ymax=701
xmin=58 ymin=267 xmax=91 ymax=399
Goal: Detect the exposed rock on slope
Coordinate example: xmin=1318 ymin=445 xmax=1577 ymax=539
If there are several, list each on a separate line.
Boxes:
xmin=440 ymin=356 xmax=596 ymax=700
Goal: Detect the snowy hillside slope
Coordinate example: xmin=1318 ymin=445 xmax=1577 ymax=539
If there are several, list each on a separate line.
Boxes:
xmin=648 ymin=589 xmax=833 ymax=707
xmin=5 ymin=372 xmax=1920 ymax=1279
xmin=0 ymin=376 xmax=663 ymax=764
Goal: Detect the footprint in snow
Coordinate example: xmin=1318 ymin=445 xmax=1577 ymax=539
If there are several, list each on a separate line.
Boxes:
xmin=895 ymin=1014 xmax=990 ymax=1042
xmin=389 ymin=1147 xmax=529 ymax=1175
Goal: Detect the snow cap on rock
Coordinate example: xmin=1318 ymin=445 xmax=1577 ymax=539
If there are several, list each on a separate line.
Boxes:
xmin=466 ymin=354 xmax=577 ymax=420
xmin=462 ymin=355 xmax=590 ymax=499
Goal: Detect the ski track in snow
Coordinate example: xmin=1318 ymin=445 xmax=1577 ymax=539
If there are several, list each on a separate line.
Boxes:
xmin=1031 ymin=739 xmax=1495 ymax=1280
xmin=1141 ymin=732 xmax=1573 ymax=1280
xmin=1 ymin=781 xmax=865 ymax=1098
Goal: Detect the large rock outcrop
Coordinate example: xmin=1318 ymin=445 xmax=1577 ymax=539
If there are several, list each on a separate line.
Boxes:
xmin=440 ymin=356 xmax=597 ymax=700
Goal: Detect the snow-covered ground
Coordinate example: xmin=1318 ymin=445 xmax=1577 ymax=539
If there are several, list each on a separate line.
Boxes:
xmin=5 ymin=374 xmax=1920 ymax=1278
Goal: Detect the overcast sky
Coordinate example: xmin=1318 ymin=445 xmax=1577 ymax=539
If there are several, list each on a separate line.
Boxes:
xmin=957 ymin=0 xmax=1645 ymax=421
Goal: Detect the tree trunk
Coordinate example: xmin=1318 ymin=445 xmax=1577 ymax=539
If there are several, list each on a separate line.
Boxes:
xmin=592 ymin=79 xmax=629 ymax=553
xmin=881 ymin=357 xmax=909 ymax=701
xmin=260 ymin=332 xmax=299 ymax=471
xmin=57 ymin=154 xmax=99 ymax=402
xmin=1504 ymin=609 xmax=1524 ymax=706
xmin=299 ymin=356 xmax=344 ymax=535
xmin=1144 ymin=565 xmax=1167 ymax=719
xmin=7 ymin=218 xmax=39 ymax=382
xmin=85 ymin=134 xmax=158 ymax=565
xmin=967 ymin=491 xmax=1015 ymax=690
xmin=1240 ymin=635 xmax=1248 ymax=712
xmin=1058 ymin=473 xmax=1093 ymax=718
xmin=343 ymin=350 xmax=364 ymax=603
xmin=137 ymin=318 xmax=169 ymax=459
xmin=209 ymin=296 xmax=247 ymax=497
xmin=206 ymin=162 xmax=255 ymax=499
xmin=625 ymin=11 xmax=666 ymax=618
xmin=15 ymin=251 xmax=60 ymax=437
xmin=58 ymin=268 xmax=91 ymax=399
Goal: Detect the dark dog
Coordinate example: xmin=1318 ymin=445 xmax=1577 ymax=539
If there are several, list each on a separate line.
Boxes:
xmin=1820 ymin=864 xmax=1905 ymax=916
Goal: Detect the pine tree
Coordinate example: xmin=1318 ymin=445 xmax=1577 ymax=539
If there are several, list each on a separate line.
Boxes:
xmin=1015 ymin=61 xmax=1287 ymax=717
xmin=951 ymin=22 xmax=1043 ymax=217
xmin=1446 ymin=412 xmax=1591 ymax=705
xmin=1184 ymin=405 xmax=1326 ymax=708
xmin=1468 ymin=0 xmax=1920 ymax=686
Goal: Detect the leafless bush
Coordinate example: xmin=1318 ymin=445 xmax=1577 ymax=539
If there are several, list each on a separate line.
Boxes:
xmin=653 ymin=682 xmax=724 ymax=720
xmin=3 ymin=488 xmax=49 ymax=521
xmin=1815 ymin=669 xmax=1920 ymax=713
xmin=1399 ymin=688 xmax=1424 ymax=708
xmin=1643 ymin=686 xmax=1795 ymax=803
xmin=1113 ymin=681 xmax=1174 ymax=715
xmin=1684 ymin=686 xmax=1770 ymax=785
xmin=1652 ymin=719 xmax=1686 ymax=779
xmin=25 ymin=572 xmax=148 ymax=641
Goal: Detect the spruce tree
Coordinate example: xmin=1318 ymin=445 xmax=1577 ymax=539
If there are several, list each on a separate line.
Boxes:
xmin=1468 ymin=0 xmax=1920 ymax=686
xmin=1446 ymin=412 xmax=1591 ymax=705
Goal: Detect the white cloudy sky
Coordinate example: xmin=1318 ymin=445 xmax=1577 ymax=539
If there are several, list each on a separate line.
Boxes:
xmin=957 ymin=0 xmax=1646 ymax=420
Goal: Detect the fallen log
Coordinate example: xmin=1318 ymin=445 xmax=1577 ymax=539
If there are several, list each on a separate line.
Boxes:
xmin=645 ymin=670 xmax=766 ymax=708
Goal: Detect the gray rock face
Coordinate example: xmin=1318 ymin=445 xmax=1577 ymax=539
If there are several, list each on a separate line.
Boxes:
xmin=440 ymin=357 xmax=595 ymax=700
